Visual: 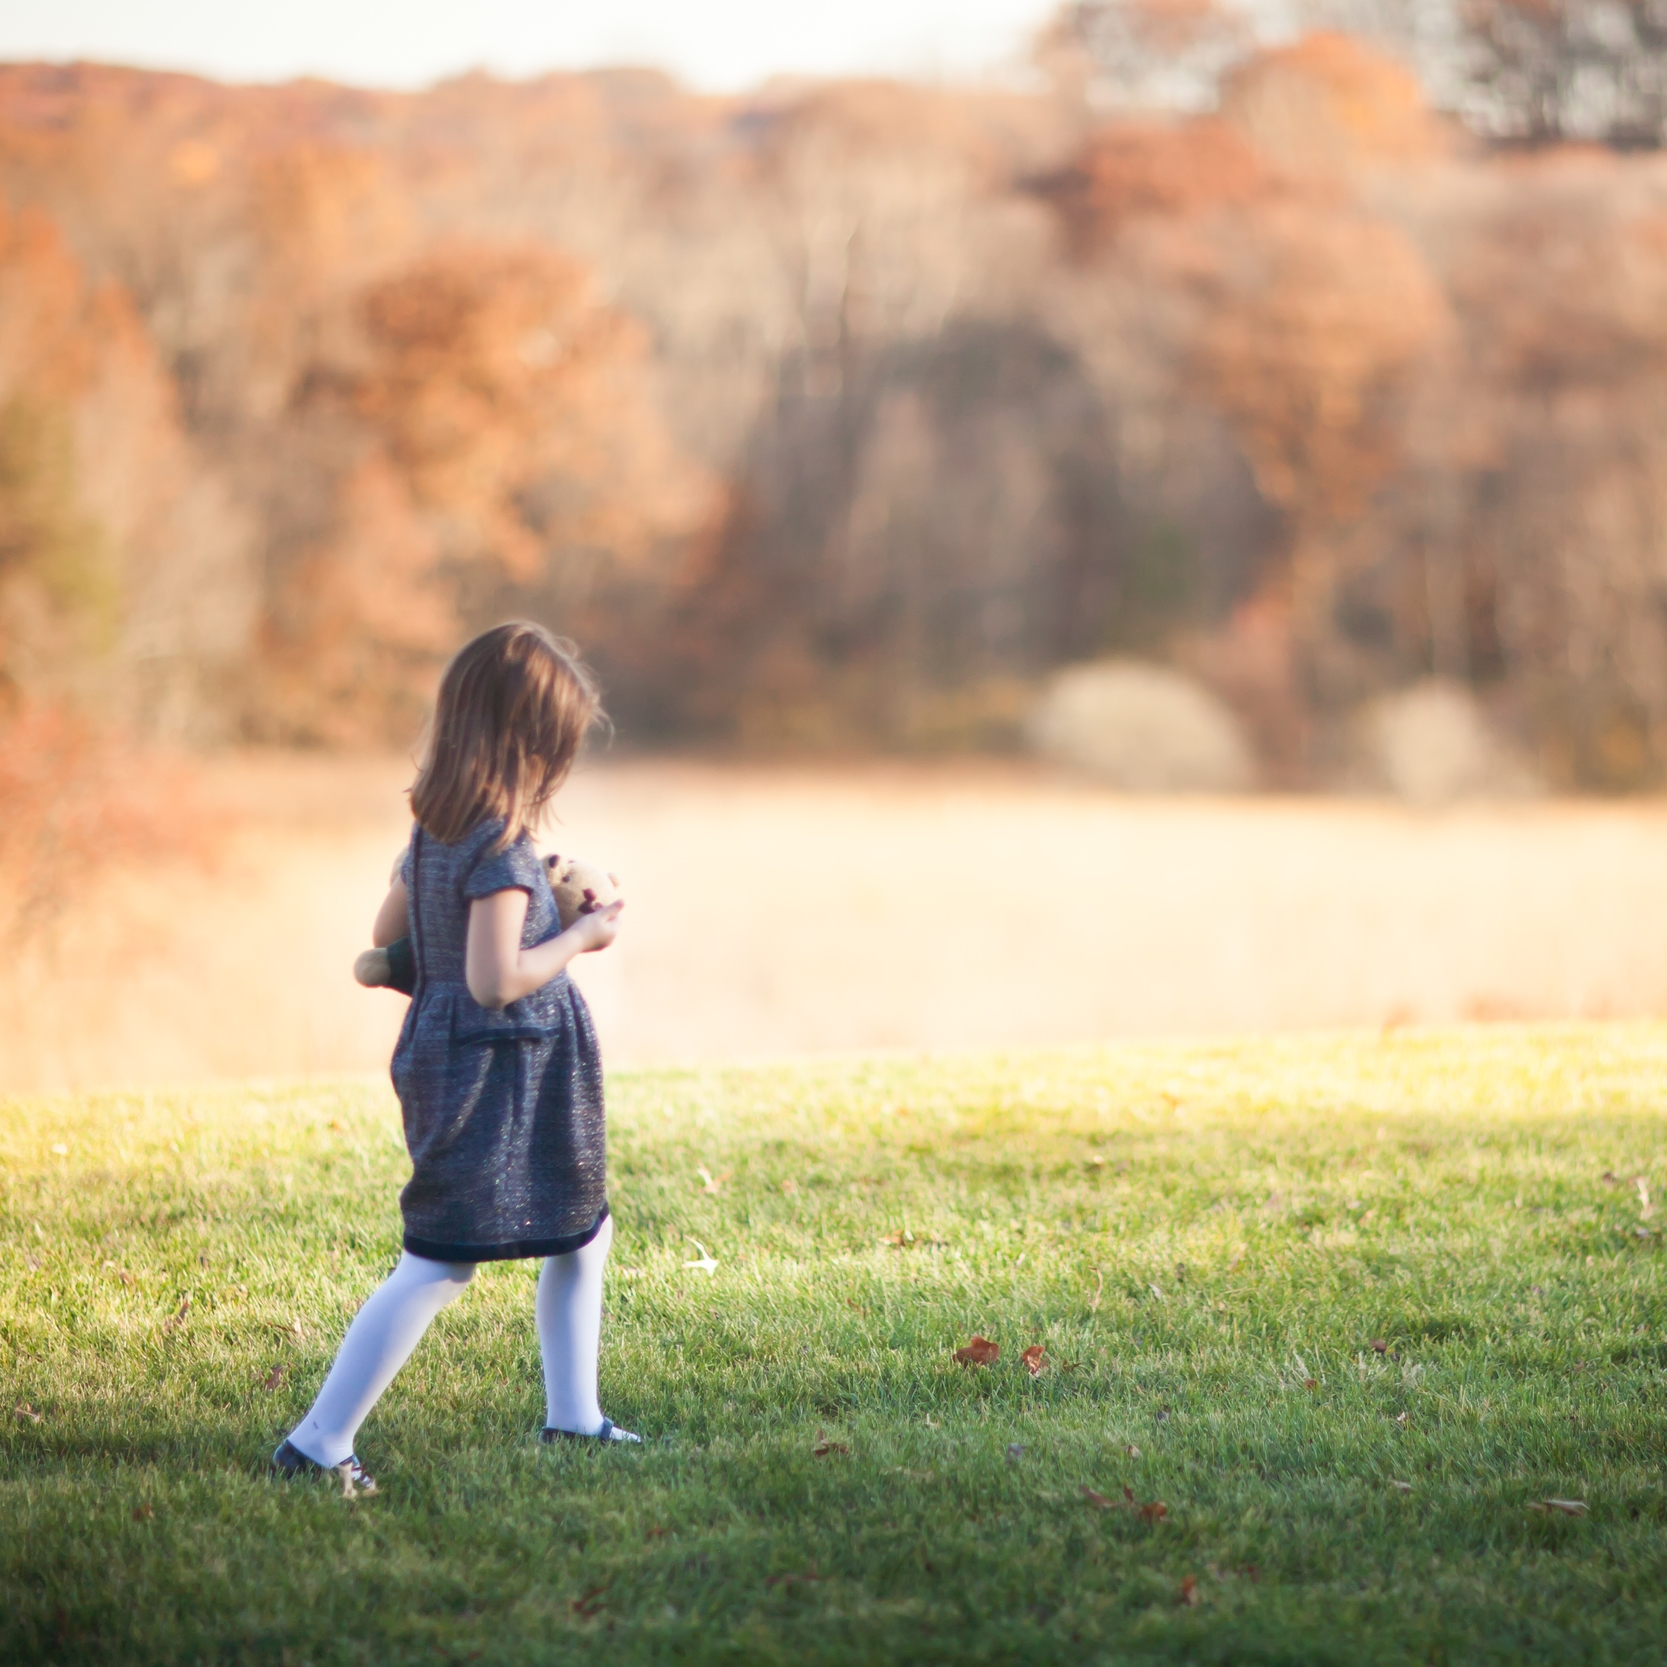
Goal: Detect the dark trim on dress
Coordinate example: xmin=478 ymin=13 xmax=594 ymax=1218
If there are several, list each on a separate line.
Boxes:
xmin=403 ymin=1203 xmax=609 ymax=1264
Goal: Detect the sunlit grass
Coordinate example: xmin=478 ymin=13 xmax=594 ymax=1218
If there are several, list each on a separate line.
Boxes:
xmin=4 ymin=1024 xmax=1666 ymax=1664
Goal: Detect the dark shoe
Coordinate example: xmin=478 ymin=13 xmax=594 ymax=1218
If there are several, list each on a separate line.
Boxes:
xmin=271 ymin=1438 xmax=379 ymax=1495
xmin=540 ymin=1418 xmax=641 ymax=1445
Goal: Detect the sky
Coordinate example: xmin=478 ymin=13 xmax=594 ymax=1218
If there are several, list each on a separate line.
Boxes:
xmin=0 ymin=0 xmax=1062 ymax=93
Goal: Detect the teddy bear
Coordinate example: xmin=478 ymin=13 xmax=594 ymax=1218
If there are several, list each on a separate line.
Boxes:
xmin=354 ymin=852 xmax=620 ymax=993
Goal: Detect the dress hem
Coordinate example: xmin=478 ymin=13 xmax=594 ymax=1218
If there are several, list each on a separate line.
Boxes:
xmin=403 ymin=1203 xmax=609 ymax=1263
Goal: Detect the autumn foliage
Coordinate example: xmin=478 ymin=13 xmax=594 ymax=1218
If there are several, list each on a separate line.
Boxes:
xmin=2 ymin=40 xmax=1667 ymax=783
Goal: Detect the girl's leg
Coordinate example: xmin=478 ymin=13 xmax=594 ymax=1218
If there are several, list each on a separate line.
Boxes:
xmin=537 ymin=1213 xmax=613 ymax=1436
xmin=286 ymin=1252 xmax=475 ymax=1467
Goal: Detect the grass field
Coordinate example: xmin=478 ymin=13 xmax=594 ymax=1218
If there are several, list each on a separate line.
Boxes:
xmin=3 ymin=1024 xmax=1666 ymax=1664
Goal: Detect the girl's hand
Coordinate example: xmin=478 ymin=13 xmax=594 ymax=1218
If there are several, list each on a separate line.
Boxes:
xmin=465 ymin=890 xmax=623 ymax=1008
xmin=571 ymin=898 xmax=624 ymax=954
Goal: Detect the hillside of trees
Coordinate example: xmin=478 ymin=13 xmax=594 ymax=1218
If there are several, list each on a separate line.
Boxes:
xmin=6 ymin=9 xmax=1667 ymax=790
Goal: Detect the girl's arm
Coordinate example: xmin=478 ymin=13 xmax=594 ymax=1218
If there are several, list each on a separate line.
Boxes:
xmin=465 ymin=888 xmax=623 ymax=1010
xmin=372 ymin=879 xmax=409 ymax=947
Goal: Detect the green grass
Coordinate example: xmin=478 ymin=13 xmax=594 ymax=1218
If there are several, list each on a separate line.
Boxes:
xmin=3 ymin=1025 xmax=1666 ymax=1665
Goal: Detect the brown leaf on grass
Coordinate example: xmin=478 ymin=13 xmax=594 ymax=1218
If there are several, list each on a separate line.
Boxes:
xmin=1176 ymin=1575 xmax=1200 ymax=1607
xmin=1021 ymin=1345 xmax=1047 ymax=1377
xmin=162 ymin=1295 xmax=191 ymax=1333
xmin=765 ymin=1569 xmax=824 ymax=1589
xmin=812 ymin=1430 xmax=848 ymax=1457
xmin=1528 ymin=1499 xmax=1588 ymax=1517
xmin=260 ymin=1364 xmax=287 ymax=1391
xmin=953 ymin=1336 xmax=999 ymax=1367
xmin=1080 ymin=1486 xmax=1117 ymax=1509
xmin=1124 ymin=1443 xmax=1141 ymax=1458
xmin=13 ymin=1403 xmax=42 ymax=1424
xmin=570 ymin=1584 xmax=610 ymax=1618
xmin=1369 ymin=1339 xmax=1389 ymax=1354
xmin=131 ymin=1504 xmax=154 ymax=1521
xmin=1304 ymin=1378 xmax=1320 ymax=1391
xmin=1139 ymin=1501 xmax=1169 ymax=1524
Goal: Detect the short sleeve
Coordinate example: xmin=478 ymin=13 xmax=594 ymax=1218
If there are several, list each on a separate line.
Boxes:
xmin=463 ymin=827 xmax=545 ymax=901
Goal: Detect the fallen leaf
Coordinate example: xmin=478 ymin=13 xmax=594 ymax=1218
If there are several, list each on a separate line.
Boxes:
xmin=13 ymin=1403 xmax=42 ymax=1424
xmin=1021 ymin=1345 xmax=1047 ymax=1377
xmin=1080 ymin=1486 xmax=1117 ymax=1509
xmin=812 ymin=1431 xmax=848 ymax=1458
xmin=131 ymin=1504 xmax=154 ymax=1521
xmin=1176 ymin=1575 xmax=1200 ymax=1607
xmin=1139 ymin=1501 xmax=1169 ymax=1524
xmin=162 ymin=1295 xmax=191 ymax=1333
xmin=684 ymin=1239 xmax=719 ymax=1275
xmin=953 ymin=1335 xmax=999 ymax=1367
xmin=1528 ymin=1498 xmax=1588 ymax=1517
xmin=570 ymin=1584 xmax=610 ymax=1618
xmin=1006 ymin=1443 xmax=1027 ymax=1464
xmin=1369 ymin=1339 xmax=1389 ymax=1354
xmin=1390 ymin=1479 xmax=1412 ymax=1493
xmin=261 ymin=1364 xmax=287 ymax=1391
xmin=1124 ymin=1443 xmax=1141 ymax=1458
xmin=1304 ymin=1378 xmax=1320 ymax=1391
xmin=765 ymin=1569 xmax=824 ymax=1589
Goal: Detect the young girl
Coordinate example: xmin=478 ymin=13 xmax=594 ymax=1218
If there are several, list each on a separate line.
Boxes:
xmin=273 ymin=623 xmax=636 ymax=1491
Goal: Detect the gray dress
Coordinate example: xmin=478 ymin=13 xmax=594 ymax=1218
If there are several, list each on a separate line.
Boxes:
xmin=390 ymin=818 xmax=607 ymax=1262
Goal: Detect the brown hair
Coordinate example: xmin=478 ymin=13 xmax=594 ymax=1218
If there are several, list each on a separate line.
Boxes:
xmin=410 ymin=623 xmax=601 ymax=847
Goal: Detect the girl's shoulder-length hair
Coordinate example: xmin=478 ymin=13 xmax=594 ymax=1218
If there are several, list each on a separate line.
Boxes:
xmin=410 ymin=622 xmax=603 ymax=849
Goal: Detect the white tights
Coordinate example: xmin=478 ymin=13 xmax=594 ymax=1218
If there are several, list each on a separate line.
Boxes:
xmin=287 ymin=1213 xmax=614 ymax=1467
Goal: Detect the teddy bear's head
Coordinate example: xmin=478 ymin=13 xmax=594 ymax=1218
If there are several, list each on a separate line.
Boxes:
xmin=544 ymin=853 xmax=621 ymax=931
